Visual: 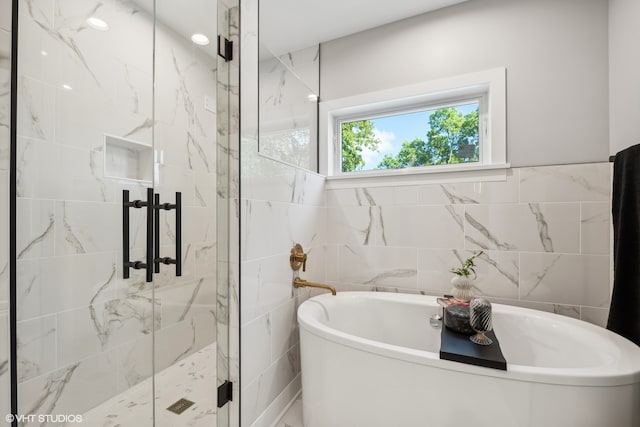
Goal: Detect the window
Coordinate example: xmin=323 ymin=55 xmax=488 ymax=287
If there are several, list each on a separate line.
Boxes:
xmin=319 ymin=68 xmax=507 ymax=184
xmin=339 ymin=100 xmax=481 ymax=173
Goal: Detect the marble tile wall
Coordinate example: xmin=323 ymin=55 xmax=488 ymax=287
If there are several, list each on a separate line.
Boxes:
xmin=241 ymin=1 xmax=326 ymax=426
xmin=325 ymin=163 xmax=612 ymax=325
xmin=0 ymin=0 xmax=10 ymax=422
xmin=13 ymin=0 xmax=218 ymax=422
xmin=239 ymin=162 xmax=325 ymax=427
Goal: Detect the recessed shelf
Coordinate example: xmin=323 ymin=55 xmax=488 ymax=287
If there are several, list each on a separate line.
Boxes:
xmin=104 ymin=134 xmax=153 ymax=183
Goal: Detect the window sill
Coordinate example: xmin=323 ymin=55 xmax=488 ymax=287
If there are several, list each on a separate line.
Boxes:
xmin=324 ymin=163 xmax=510 ymax=189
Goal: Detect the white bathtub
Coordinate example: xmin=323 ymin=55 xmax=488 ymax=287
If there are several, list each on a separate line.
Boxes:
xmin=298 ymin=292 xmax=640 ymax=427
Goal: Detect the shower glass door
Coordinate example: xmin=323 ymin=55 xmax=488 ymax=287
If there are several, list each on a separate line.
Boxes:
xmin=152 ymin=0 xmax=223 ymax=425
xmin=13 ymin=0 xmax=231 ymax=424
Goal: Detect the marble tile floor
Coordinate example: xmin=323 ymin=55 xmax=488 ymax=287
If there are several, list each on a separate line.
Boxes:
xmin=275 ymin=396 xmax=303 ymax=427
xmin=79 ymin=343 xmax=217 ymax=427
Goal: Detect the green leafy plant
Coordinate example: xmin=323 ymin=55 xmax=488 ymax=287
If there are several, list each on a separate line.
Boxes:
xmin=450 ymin=251 xmax=484 ymax=278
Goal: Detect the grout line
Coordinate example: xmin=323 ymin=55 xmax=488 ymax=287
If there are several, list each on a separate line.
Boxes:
xmin=52 ymin=314 xmax=58 ymax=370
xmin=517 ymin=252 xmax=521 ymax=301
xmin=579 ymin=202 xmax=583 ymax=254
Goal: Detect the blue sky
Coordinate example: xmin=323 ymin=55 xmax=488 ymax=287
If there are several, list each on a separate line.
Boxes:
xmin=358 ymin=102 xmax=478 ymax=170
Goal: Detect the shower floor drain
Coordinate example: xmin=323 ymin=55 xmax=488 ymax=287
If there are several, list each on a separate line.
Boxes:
xmin=167 ymin=398 xmax=195 ymax=415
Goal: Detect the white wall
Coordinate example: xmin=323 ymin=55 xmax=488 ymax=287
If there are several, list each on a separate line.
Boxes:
xmin=609 ymin=0 xmax=640 ymax=155
xmin=320 ymin=0 xmax=609 ymax=167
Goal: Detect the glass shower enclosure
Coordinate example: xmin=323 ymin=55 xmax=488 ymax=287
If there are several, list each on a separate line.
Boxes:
xmin=10 ymin=0 xmax=234 ymax=424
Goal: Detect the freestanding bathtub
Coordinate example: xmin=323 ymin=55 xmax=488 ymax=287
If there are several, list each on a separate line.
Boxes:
xmin=298 ymin=292 xmax=640 ymax=427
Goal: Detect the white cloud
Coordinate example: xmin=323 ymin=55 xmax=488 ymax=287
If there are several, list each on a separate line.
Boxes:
xmin=374 ymin=129 xmax=396 ymax=153
xmin=360 ymin=129 xmax=396 ymax=167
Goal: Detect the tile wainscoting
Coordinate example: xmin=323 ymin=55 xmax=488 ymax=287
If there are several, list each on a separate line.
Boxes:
xmin=324 ymin=162 xmax=612 ymax=325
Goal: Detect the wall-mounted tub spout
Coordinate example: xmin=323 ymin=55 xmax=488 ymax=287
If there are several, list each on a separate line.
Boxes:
xmin=294 ymin=278 xmax=336 ymax=296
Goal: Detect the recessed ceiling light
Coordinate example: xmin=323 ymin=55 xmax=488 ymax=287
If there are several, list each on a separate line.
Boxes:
xmin=191 ymin=33 xmax=210 ymax=46
xmin=41 ymin=50 xmax=48 ymax=56
xmin=86 ymin=17 xmax=109 ymax=31
xmin=62 ymin=84 xmax=73 ymax=90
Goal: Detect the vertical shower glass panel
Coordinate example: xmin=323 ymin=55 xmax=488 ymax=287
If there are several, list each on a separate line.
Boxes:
xmin=258 ymin=43 xmax=319 ymax=171
xmin=15 ymin=0 xmax=156 ymax=422
xmin=153 ymin=0 xmax=219 ymax=425
xmin=13 ymin=0 xmax=230 ymax=425
xmin=215 ymin=0 xmax=238 ymax=424
xmin=258 ymin=0 xmax=320 ymax=172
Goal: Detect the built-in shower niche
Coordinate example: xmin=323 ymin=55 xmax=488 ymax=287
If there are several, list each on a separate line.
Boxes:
xmin=104 ymin=134 xmax=153 ymax=183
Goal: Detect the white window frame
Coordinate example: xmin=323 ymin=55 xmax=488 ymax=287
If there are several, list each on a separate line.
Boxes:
xmin=319 ymin=68 xmax=508 ymax=187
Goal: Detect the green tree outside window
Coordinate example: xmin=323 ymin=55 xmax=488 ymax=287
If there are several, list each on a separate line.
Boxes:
xmin=340 ymin=105 xmax=479 ymax=172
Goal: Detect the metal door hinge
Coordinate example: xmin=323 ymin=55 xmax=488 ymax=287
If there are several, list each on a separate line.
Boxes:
xmin=217 ymin=380 xmax=233 ymax=408
xmin=218 ymin=36 xmax=233 ymax=62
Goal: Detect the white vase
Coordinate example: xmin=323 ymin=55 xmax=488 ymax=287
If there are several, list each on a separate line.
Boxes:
xmin=451 ymin=275 xmax=474 ymax=302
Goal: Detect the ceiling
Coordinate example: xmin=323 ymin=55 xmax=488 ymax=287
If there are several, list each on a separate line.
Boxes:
xmin=133 ymin=0 xmax=218 ymax=57
xmin=133 ymin=0 xmax=467 ymax=58
xmin=261 ymin=0 xmax=469 ymax=55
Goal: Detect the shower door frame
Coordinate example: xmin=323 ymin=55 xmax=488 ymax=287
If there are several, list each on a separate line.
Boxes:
xmin=9 ymin=0 xmax=18 ymax=422
xmin=216 ymin=0 xmax=241 ymax=425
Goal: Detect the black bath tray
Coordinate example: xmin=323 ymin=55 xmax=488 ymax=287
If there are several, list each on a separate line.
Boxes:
xmin=439 ymin=328 xmax=507 ymax=370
